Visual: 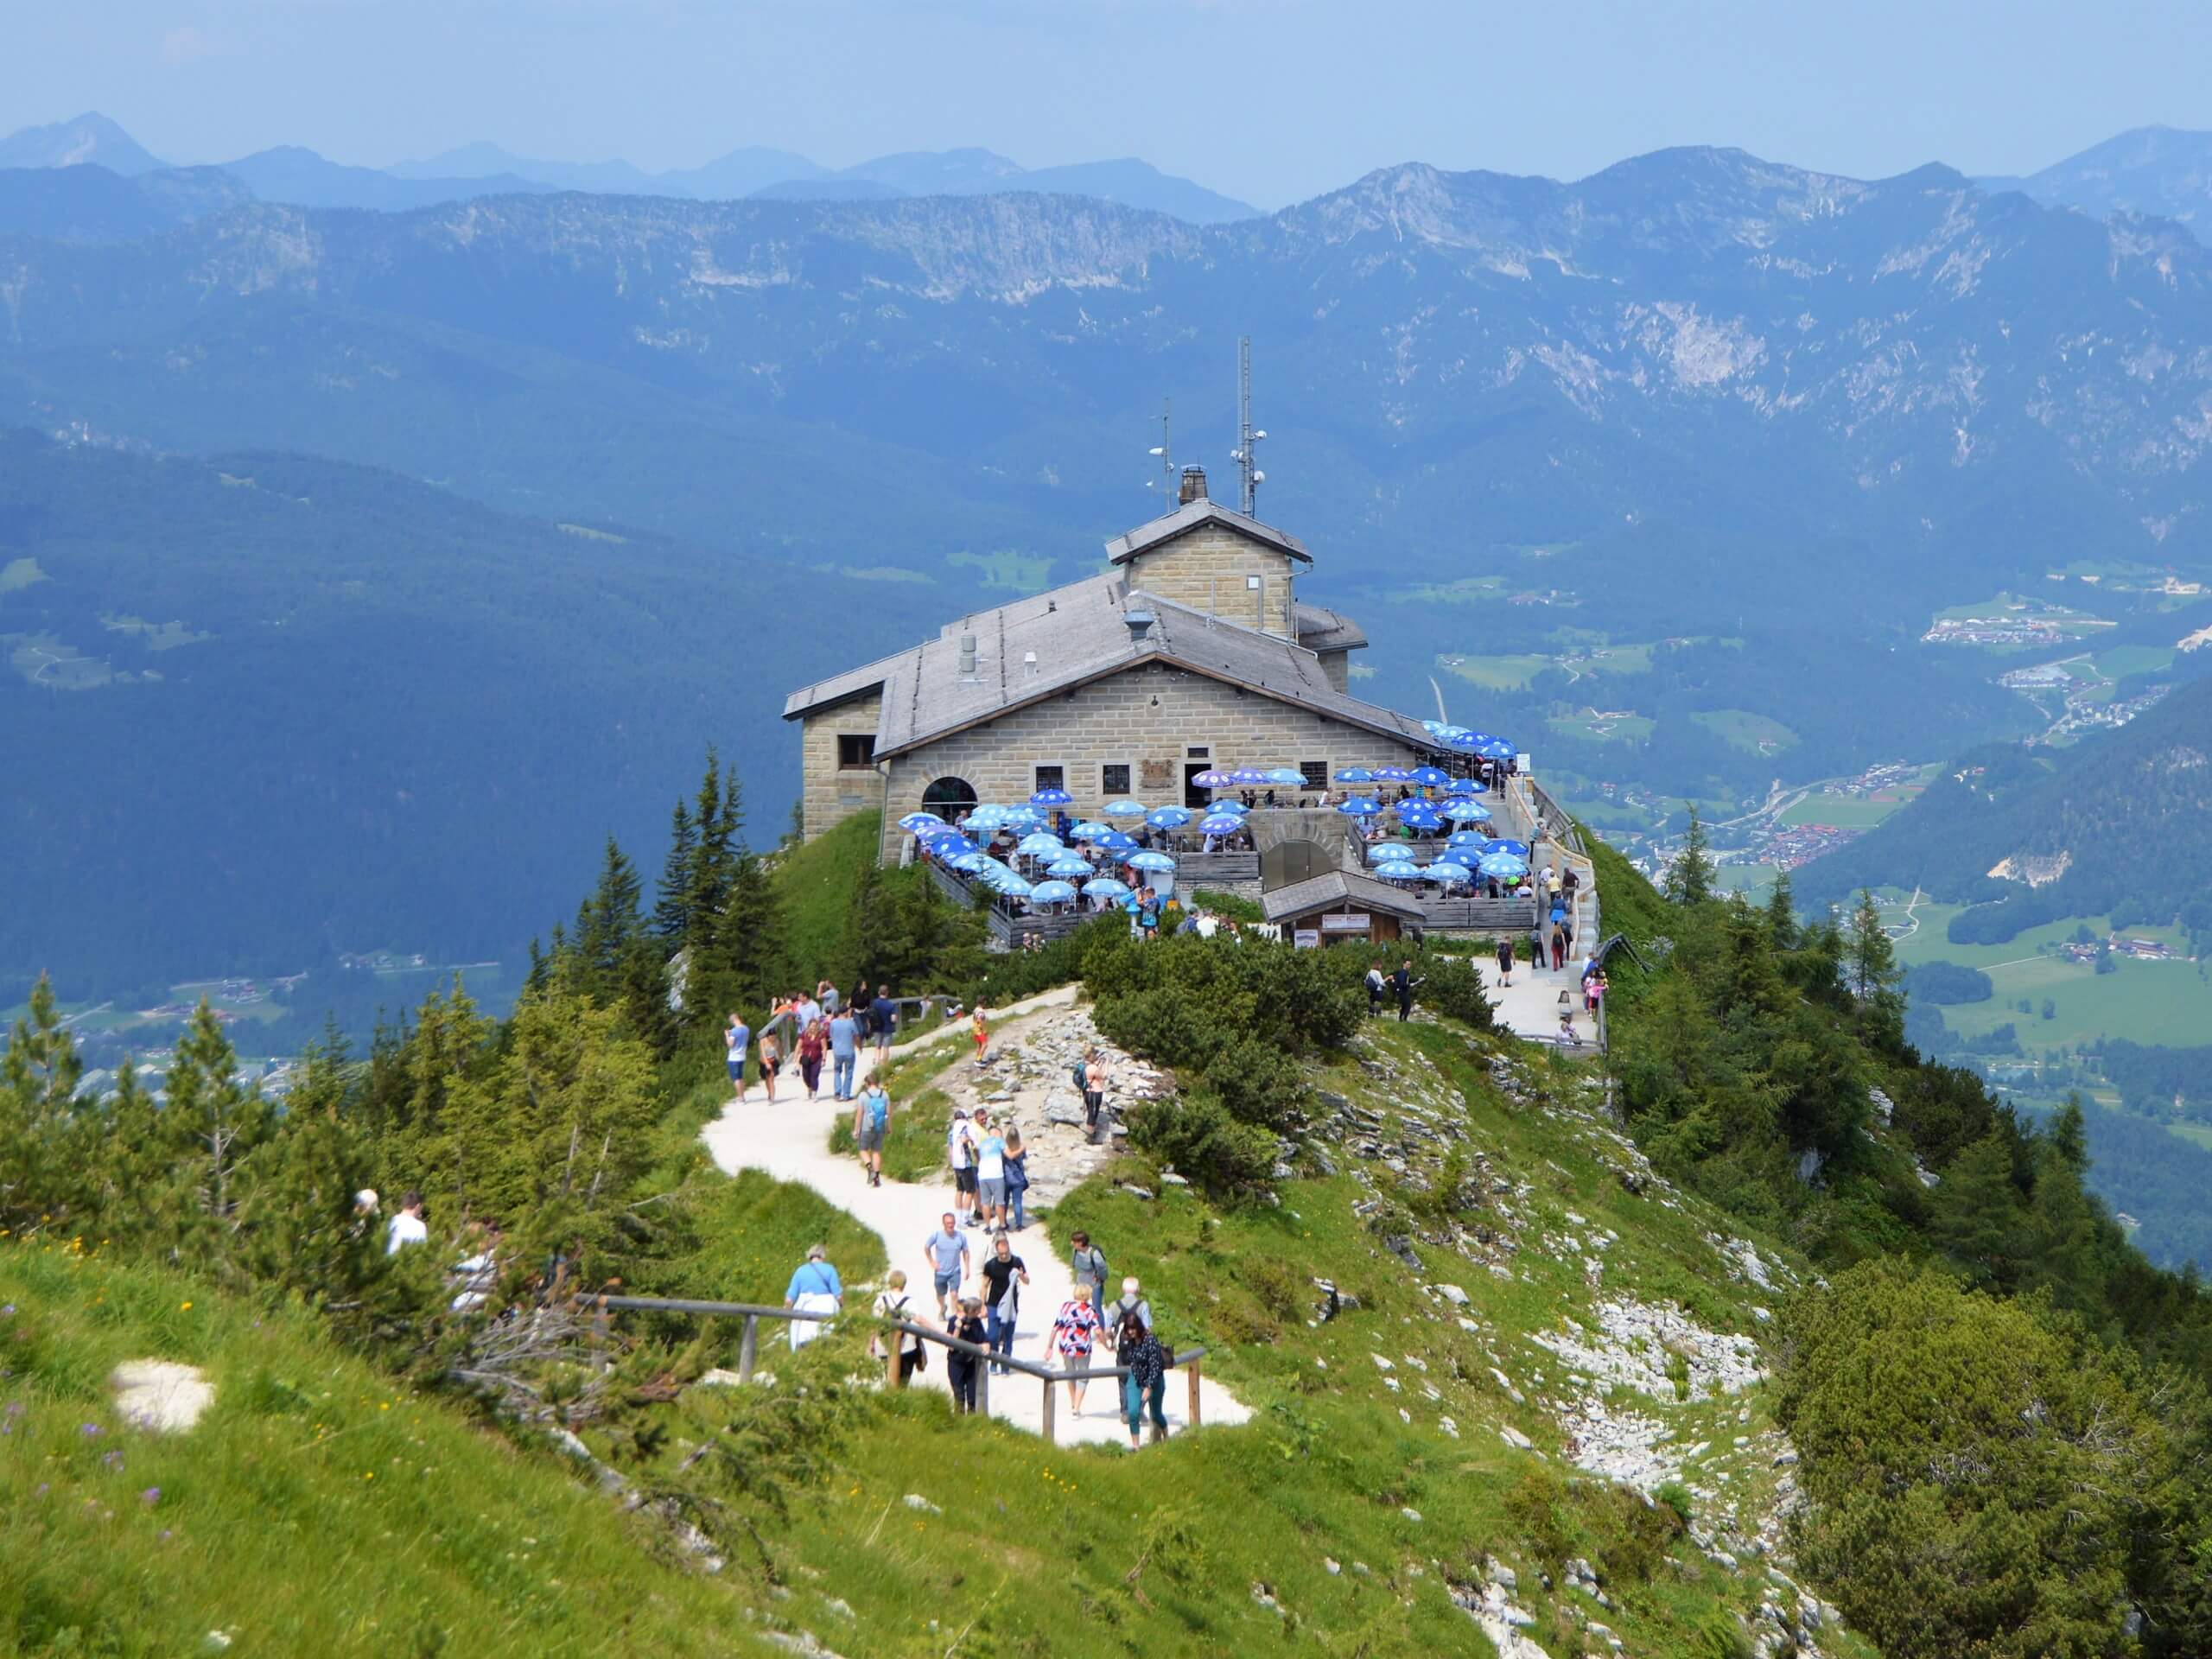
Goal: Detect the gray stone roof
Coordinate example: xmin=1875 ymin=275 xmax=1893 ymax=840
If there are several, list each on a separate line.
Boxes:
xmin=1259 ymin=868 xmax=1427 ymax=925
xmin=1295 ymin=601 xmax=1368 ymax=653
xmin=783 ymin=569 xmax=1430 ymax=760
xmin=1101 ymin=497 xmax=1311 ymax=566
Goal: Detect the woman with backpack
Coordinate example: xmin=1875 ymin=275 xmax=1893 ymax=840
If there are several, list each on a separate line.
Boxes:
xmin=797 ymin=1014 xmax=828 ymax=1102
xmin=1118 ymin=1313 xmax=1169 ymax=1448
xmin=853 ymin=1078 xmax=891 ymax=1187
xmin=1495 ymin=935 xmax=1515 ymax=988
xmin=1083 ymin=1050 xmax=1109 ymax=1135
xmin=870 ymin=1269 xmax=928 ymax=1387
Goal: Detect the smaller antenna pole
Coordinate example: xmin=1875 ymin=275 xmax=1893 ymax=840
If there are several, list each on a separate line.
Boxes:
xmin=1162 ymin=397 xmax=1173 ymax=503
xmin=1236 ymin=336 xmax=1258 ymax=514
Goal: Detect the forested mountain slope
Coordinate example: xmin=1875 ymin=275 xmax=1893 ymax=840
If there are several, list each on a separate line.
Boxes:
xmin=1799 ymin=673 xmax=2212 ymax=949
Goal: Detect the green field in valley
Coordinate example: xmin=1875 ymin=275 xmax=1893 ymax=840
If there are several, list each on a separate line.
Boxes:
xmin=1691 ymin=709 xmax=1797 ymax=754
xmin=1548 ymin=709 xmax=1655 ymax=743
xmin=948 ymin=548 xmax=1054 ymax=591
xmin=1439 ymin=652 xmax=1551 ymax=690
xmin=1777 ymin=787 xmax=1921 ymax=830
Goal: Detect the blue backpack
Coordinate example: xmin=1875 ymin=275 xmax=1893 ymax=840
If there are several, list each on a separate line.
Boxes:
xmin=866 ymin=1090 xmax=889 ymax=1130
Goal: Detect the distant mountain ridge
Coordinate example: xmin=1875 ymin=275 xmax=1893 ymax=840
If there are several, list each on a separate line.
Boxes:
xmin=0 ymin=114 xmax=1256 ymax=222
xmin=1979 ymin=124 xmax=2212 ymax=243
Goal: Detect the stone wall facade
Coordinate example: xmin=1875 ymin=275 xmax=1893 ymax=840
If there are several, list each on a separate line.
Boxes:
xmin=873 ymin=659 xmax=1419 ymax=864
xmin=1122 ymin=526 xmax=1298 ymax=638
xmin=1314 ymin=650 xmax=1351 ymax=693
xmin=798 ymin=690 xmax=886 ymax=841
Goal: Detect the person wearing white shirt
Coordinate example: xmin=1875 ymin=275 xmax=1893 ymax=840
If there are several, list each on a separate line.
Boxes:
xmin=385 ymin=1191 xmax=427 ymax=1255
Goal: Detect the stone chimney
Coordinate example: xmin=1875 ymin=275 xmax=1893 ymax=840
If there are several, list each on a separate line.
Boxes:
xmin=1178 ymin=465 xmax=1207 ymax=505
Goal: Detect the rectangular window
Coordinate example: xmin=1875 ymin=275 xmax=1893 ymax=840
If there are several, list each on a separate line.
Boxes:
xmin=1300 ymin=760 xmax=1329 ymax=791
xmin=1101 ymin=762 xmax=1131 ymax=796
xmin=1186 ymin=746 xmax=1210 ymax=760
xmin=1033 ymin=764 xmax=1065 ymax=793
xmin=836 ymin=734 xmax=876 ymax=770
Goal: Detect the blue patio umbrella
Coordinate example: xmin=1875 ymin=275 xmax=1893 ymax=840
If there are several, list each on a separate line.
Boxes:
xmin=1128 ymin=850 xmax=1177 ymax=873
xmin=1098 ymin=830 xmax=1139 ymax=853
xmin=1442 ymin=799 xmax=1493 ymax=823
xmin=1028 ymin=787 xmax=1073 ymax=807
xmin=925 ymin=834 xmax=979 ymax=859
xmin=1212 ymin=801 xmax=1250 ymax=817
xmin=1368 ymin=841 xmax=1419 ymax=865
xmin=949 ymin=851 xmax=989 ymax=874
xmin=1337 ymin=797 xmax=1383 ymax=817
xmin=1446 ymin=775 xmax=1488 ymax=794
xmin=1335 ymin=766 xmax=1374 ymax=784
xmin=1190 ymin=768 xmax=1235 ymax=789
xmin=1409 ymin=766 xmax=1453 ymax=788
xmin=1046 ymin=857 xmax=1094 ymax=880
xmin=1397 ymin=802 xmax=1446 ymax=830
xmin=1083 ymin=877 xmax=1130 ymax=900
xmin=1373 ymin=861 xmax=1422 ymax=881
xmin=989 ymin=868 xmax=1035 ymax=899
xmin=1146 ymin=805 xmax=1194 ymax=830
xmin=1028 ymin=880 xmax=1078 ymax=905
xmin=1476 ymin=739 xmax=1516 ymax=760
xmin=1016 ymin=833 xmax=1066 ymax=856
xmin=1483 ymin=837 xmax=1531 ymax=859
xmin=1421 ymin=719 xmax=1447 ymax=736
xmin=1198 ymin=813 xmax=1243 ymax=836
xmin=966 ymin=805 xmax=1013 ymax=827
xmin=1478 ymin=852 xmax=1529 ymax=880
xmin=898 ymin=811 xmax=947 ymax=834
xmin=1263 ymin=767 xmax=1306 ymax=785
xmin=1071 ymin=820 xmax=1114 ymax=840
xmin=1227 ymin=766 xmax=1268 ymax=785
xmin=1373 ymin=766 xmax=1414 ymax=782
xmin=1446 ymin=830 xmax=1489 ymax=849
xmin=1002 ymin=805 xmax=1044 ymax=829
xmin=1445 ymin=731 xmax=1490 ymax=752
xmin=1423 ymin=861 xmax=1474 ymax=885
xmin=1103 ymin=798 xmax=1149 ymax=817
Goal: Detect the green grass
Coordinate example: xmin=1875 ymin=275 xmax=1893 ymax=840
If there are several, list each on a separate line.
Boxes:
xmin=0 ymin=556 xmax=45 ymax=597
xmin=1438 ymin=652 xmax=1550 ymax=690
xmin=642 ymin=1166 xmax=887 ymax=1304
xmin=2088 ymin=644 xmax=2176 ymax=682
xmin=947 ymin=548 xmax=1053 ymax=592
xmin=2166 ymin=1123 xmax=2212 ymax=1154
xmin=1388 ymin=575 xmax=1508 ymax=605
xmin=1547 ymin=710 xmax=1655 ymax=743
xmin=1935 ymin=954 xmax=2212 ymax=1054
xmin=827 ymin=564 xmax=934 ymax=583
xmin=0 ymin=1244 xmax=768 ymax=1657
xmin=827 ymin=1037 xmax=967 ymax=1184
xmin=769 ymin=810 xmax=882 ymax=982
xmin=1777 ymin=789 xmax=1920 ymax=830
xmin=1691 ymin=709 xmax=1797 ymax=754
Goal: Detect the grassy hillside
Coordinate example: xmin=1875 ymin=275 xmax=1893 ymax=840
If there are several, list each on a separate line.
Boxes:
xmin=0 ymin=1243 xmax=770 ymax=1656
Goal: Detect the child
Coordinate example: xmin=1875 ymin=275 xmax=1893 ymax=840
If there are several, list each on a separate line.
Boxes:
xmin=1557 ymin=1011 xmax=1580 ymax=1047
xmin=947 ymin=1296 xmax=987 ymax=1414
xmin=759 ymin=1027 xmax=781 ymax=1104
xmin=970 ymin=1006 xmax=991 ymax=1065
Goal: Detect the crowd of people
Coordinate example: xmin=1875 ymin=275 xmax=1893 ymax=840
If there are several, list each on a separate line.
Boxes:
xmin=722 ymin=978 xmax=899 ymax=1104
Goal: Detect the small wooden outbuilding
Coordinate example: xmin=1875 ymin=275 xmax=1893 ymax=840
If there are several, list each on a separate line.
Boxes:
xmin=1261 ymin=868 xmax=1427 ymax=949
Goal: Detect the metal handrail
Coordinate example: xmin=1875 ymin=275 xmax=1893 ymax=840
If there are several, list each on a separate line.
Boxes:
xmin=592 ymin=1293 xmax=1209 ymax=1444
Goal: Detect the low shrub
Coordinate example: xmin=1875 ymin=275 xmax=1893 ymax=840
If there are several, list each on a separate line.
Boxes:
xmin=1123 ymin=1093 xmax=1278 ymax=1198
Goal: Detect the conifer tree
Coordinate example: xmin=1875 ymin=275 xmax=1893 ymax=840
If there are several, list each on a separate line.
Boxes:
xmin=1764 ymin=868 xmax=1798 ymax=950
xmin=1845 ymin=889 xmax=1905 ymax=1050
xmin=0 ymin=973 xmax=83 ymax=1230
xmin=158 ymin=1001 xmax=275 ymax=1278
xmin=243 ymin=1036 xmax=396 ymax=1326
xmin=652 ymin=799 xmax=696 ymax=940
xmin=575 ymin=836 xmax=645 ymax=994
xmin=1662 ymin=804 xmax=1716 ymax=906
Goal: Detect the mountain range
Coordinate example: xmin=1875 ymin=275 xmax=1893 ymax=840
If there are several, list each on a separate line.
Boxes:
xmin=1980 ymin=124 xmax=2212 ymax=243
xmin=0 ymin=113 xmax=1258 ymax=221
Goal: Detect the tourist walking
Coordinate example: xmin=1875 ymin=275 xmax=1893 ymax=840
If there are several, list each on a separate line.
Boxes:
xmin=1392 ymin=959 xmax=1416 ymax=1021
xmin=783 ymin=1244 xmax=842 ymax=1351
xmin=819 ymin=978 xmax=841 ymax=1017
xmin=1002 ymin=1128 xmax=1030 ymax=1231
xmin=829 ymin=1005 xmax=859 ymax=1101
xmin=871 ymin=1270 xmax=928 ymax=1387
xmin=946 ymin=1297 xmax=987 ymax=1413
xmin=1118 ymin=1313 xmax=1169 ymax=1447
xmin=971 ymin=1005 xmax=991 ymax=1065
xmin=854 ymin=1078 xmax=891 ymax=1185
xmin=979 ymin=1234 xmax=1030 ymax=1375
xmin=976 ymin=1112 xmax=1008 ymax=1234
xmin=758 ymin=1025 xmax=783 ymax=1103
xmin=1084 ymin=1051 xmax=1110 ymax=1138
xmin=1105 ymin=1275 xmax=1152 ymax=1342
xmin=1365 ymin=960 xmax=1387 ymax=1017
xmin=923 ymin=1213 xmax=970 ymax=1320
xmin=725 ymin=1011 xmax=750 ymax=1092
xmin=1051 ymin=1283 xmax=1104 ymax=1415
xmin=797 ymin=1014 xmax=827 ymax=1102
xmin=1495 ymin=936 xmax=1515 ymax=988
xmin=1069 ymin=1231 xmax=1109 ymax=1299
xmin=870 ymin=987 xmax=897 ymax=1060
xmin=947 ymin=1109 xmax=979 ymax=1225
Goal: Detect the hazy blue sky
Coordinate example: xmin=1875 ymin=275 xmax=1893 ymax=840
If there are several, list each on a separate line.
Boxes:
xmin=10 ymin=0 xmax=2212 ymax=207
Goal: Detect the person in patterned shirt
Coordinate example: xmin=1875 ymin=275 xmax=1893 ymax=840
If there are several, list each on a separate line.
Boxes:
xmin=1050 ymin=1282 xmax=1105 ymax=1416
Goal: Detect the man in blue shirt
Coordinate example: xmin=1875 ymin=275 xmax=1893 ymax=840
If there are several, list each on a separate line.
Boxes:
xmin=784 ymin=1244 xmax=842 ymax=1352
xmin=828 ymin=1007 xmax=860 ymax=1101
xmin=870 ymin=989 xmax=897 ymax=1060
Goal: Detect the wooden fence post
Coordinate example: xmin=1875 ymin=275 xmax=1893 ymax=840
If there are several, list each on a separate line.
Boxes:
xmin=886 ymin=1339 xmax=903 ymax=1391
xmin=1186 ymin=1357 xmax=1202 ymax=1428
xmin=978 ymin=1355 xmax=990 ymax=1418
xmin=738 ymin=1315 xmax=759 ymax=1383
xmin=1040 ymin=1375 xmax=1056 ymax=1444
xmin=591 ymin=1298 xmax=609 ymax=1372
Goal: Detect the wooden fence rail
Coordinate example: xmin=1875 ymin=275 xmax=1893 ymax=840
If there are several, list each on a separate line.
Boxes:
xmin=592 ymin=1294 xmax=1207 ymax=1445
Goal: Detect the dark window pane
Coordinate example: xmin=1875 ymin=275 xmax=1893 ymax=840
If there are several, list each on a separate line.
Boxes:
xmin=1101 ymin=763 xmax=1131 ymax=795
xmin=1300 ymin=760 xmax=1328 ymax=790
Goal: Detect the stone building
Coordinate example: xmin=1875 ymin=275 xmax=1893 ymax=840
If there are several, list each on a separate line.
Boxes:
xmin=785 ymin=467 xmax=1436 ymax=867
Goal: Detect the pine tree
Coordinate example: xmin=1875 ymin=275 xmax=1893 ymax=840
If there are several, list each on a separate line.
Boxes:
xmin=1662 ymin=805 xmax=1715 ymax=906
xmin=0 ymin=973 xmax=83 ymax=1230
xmin=1845 ymin=889 xmax=1905 ymax=1051
xmin=1764 ymin=868 xmax=1799 ymax=950
xmin=575 ymin=836 xmax=645 ymax=994
xmin=652 ymin=799 xmax=696 ymax=940
xmin=243 ymin=1036 xmax=397 ymax=1328
xmin=159 ymin=1001 xmax=275 ymax=1278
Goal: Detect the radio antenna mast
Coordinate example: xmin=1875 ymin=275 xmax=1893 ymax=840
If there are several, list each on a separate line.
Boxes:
xmin=1231 ymin=336 xmax=1265 ymax=514
xmin=1147 ymin=397 xmax=1173 ymax=512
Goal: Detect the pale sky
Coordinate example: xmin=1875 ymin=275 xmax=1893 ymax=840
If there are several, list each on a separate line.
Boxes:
xmin=10 ymin=0 xmax=2212 ymax=207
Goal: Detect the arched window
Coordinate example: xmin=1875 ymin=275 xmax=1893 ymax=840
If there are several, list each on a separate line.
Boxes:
xmin=921 ymin=776 xmax=979 ymax=815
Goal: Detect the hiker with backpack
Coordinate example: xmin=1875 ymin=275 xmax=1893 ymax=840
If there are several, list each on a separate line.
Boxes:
xmin=1103 ymin=1276 xmax=1152 ymax=1346
xmin=1069 ymin=1232 xmax=1109 ymax=1299
xmin=853 ymin=1078 xmax=892 ymax=1186
xmin=1118 ymin=1313 xmax=1170 ymax=1447
xmin=870 ymin=1269 xmax=929 ymax=1387
xmin=1364 ymin=960 xmax=1387 ymax=1017
xmin=1495 ymin=936 xmax=1515 ymax=988
xmin=946 ymin=1109 xmax=979 ymax=1226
